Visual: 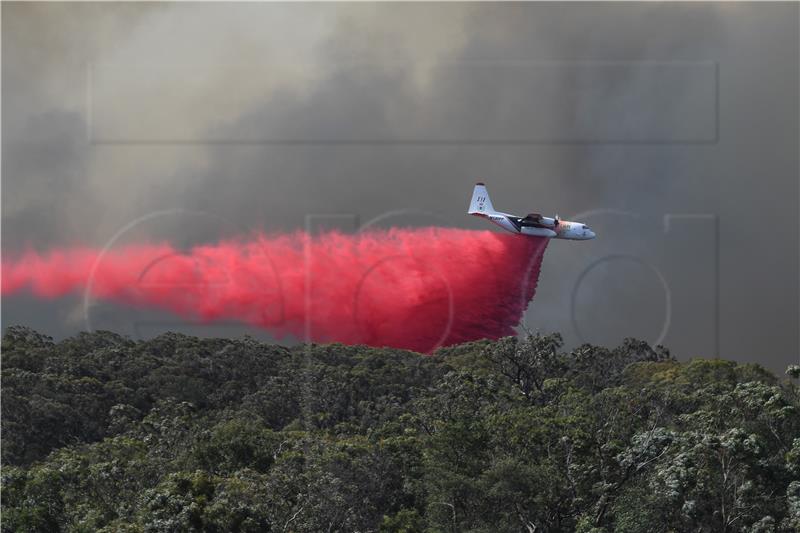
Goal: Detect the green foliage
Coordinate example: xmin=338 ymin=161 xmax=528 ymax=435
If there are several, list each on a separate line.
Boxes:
xmin=2 ymin=328 xmax=798 ymax=532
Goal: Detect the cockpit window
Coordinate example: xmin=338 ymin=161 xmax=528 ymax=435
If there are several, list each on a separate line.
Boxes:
xmin=582 ymin=225 xmax=590 ymax=230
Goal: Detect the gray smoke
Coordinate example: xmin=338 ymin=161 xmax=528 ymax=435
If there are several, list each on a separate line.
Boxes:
xmin=2 ymin=3 xmax=797 ymax=372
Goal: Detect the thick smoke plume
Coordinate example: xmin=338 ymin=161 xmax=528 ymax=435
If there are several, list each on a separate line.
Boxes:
xmin=2 ymin=228 xmax=548 ymax=352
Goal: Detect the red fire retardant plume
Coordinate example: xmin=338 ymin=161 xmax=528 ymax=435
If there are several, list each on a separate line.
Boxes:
xmin=2 ymin=228 xmax=548 ymax=352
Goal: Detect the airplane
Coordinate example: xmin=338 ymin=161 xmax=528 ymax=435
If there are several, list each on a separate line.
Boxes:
xmin=468 ymin=182 xmax=596 ymax=240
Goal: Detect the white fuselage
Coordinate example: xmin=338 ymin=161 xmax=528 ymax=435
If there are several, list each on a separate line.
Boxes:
xmin=478 ymin=212 xmax=595 ymax=240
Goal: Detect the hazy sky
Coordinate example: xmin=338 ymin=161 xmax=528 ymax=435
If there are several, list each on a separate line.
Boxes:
xmin=2 ymin=2 xmax=798 ymax=372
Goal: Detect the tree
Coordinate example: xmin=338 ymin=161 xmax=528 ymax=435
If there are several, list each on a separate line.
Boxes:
xmin=2 ymin=327 xmax=798 ymax=532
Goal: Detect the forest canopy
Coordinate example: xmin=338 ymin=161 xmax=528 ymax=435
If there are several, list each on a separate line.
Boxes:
xmin=2 ymin=326 xmax=799 ymax=532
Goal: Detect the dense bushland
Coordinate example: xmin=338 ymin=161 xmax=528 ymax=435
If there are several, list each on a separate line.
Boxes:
xmin=2 ymin=326 xmax=799 ymax=532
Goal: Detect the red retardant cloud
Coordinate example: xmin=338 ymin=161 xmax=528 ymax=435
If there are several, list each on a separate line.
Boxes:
xmin=2 ymin=228 xmax=548 ymax=352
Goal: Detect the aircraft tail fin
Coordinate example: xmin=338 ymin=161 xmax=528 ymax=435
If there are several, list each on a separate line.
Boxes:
xmin=468 ymin=182 xmax=495 ymax=214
